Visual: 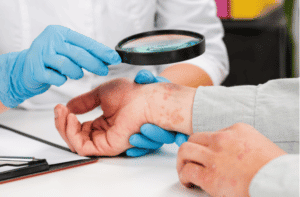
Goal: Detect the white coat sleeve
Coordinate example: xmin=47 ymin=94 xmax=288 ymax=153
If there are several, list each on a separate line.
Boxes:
xmin=192 ymin=78 xmax=299 ymax=153
xmin=156 ymin=0 xmax=229 ymax=85
xmin=249 ymin=154 xmax=299 ymax=197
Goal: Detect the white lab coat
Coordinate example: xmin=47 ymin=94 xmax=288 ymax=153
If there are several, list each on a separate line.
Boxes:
xmin=0 ymin=0 xmax=229 ymax=109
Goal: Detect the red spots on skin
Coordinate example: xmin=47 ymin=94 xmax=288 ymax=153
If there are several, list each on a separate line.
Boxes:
xmin=162 ymin=83 xmax=182 ymax=91
xmin=159 ymin=83 xmax=182 ymax=100
xmin=171 ymin=108 xmax=184 ymax=125
xmin=237 ymin=142 xmax=251 ymax=160
xmin=237 ymin=153 xmax=244 ymax=160
xmin=218 ymin=176 xmax=227 ymax=188
xmin=202 ymin=173 xmax=214 ymax=186
xmin=230 ymin=179 xmax=237 ymax=187
xmin=163 ymin=93 xmax=171 ymax=100
xmin=244 ymin=142 xmax=251 ymax=154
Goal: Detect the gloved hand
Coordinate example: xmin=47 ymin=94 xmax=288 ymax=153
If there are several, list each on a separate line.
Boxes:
xmin=126 ymin=69 xmax=189 ymax=157
xmin=0 ymin=25 xmax=121 ymax=108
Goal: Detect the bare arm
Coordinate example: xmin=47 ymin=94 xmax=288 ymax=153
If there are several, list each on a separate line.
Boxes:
xmin=160 ymin=63 xmax=213 ymax=87
xmin=144 ymin=82 xmax=196 ymax=135
xmin=54 ymin=78 xmax=196 ymax=156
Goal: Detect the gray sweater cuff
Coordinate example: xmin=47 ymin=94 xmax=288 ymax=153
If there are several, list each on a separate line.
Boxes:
xmin=249 ymin=154 xmax=299 ymax=197
xmin=192 ymin=85 xmax=257 ymax=133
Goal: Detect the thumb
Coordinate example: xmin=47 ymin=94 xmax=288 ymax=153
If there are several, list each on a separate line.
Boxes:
xmin=67 ymin=88 xmax=101 ymax=114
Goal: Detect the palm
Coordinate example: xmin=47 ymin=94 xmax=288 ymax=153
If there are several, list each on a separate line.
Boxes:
xmin=55 ymin=78 xmax=149 ymax=156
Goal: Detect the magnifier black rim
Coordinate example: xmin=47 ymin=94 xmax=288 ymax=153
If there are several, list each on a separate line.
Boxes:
xmin=115 ymin=29 xmax=205 ymax=65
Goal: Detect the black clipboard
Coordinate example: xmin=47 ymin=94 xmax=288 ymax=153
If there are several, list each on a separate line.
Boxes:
xmin=0 ymin=124 xmax=98 ymax=184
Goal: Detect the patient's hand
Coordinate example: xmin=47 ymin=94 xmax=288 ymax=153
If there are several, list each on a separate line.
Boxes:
xmin=54 ymin=78 xmax=195 ymax=156
xmin=177 ymin=123 xmax=287 ymax=197
xmin=54 ymin=78 xmax=149 ymax=156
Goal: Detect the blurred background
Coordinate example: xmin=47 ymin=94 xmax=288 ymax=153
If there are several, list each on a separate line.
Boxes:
xmin=215 ymin=0 xmax=299 ymax=86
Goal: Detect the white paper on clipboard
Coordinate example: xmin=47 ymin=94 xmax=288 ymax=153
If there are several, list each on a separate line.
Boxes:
xmin=0 ymin=126 xmax=90 ymax=173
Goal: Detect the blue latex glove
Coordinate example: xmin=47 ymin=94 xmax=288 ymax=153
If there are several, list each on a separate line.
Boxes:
xmin=126 ymin=70 xmax=189 ymax=157
xmin=0 ymin=25 xmax=121 ymax=108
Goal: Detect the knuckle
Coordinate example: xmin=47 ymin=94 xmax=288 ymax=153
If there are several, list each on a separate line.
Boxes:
xmin=232 ymin=122 xmax=247 ymax=128
xmin=230 ymin=122 xmax=250 ymax=133
xmin=187 ymin=133 xmax=200 ymax=142
xmin=211 ymin=132 xmax=227 ymax=143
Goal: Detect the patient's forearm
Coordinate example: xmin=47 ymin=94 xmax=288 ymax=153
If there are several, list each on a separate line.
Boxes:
xmin=159 ymin=63 xmax=213 ymax=87
xmin=0 ymin=101 xmax=9 ymax=113
xmin=144 ymin=83 xmax=196 ymax=135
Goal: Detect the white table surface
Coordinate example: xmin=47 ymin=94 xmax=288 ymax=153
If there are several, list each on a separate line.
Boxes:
xmin=0 ymin=109 xmax=209 ymax=197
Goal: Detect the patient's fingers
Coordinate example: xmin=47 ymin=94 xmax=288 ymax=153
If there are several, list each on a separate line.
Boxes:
xmin=67 ymin=88 xmax=101 ymax=114
xmin=54 ymin=104 xmax=75 ymax=152
xmin=188 ymin=132 xmax=225 ymax=153
xmin=65 ymin=113 xmax=103 ymax=156
xmin=188 ymin=132 xmax=213 ymax=147
xmin=92 ymin=115 xmax=111 ymax=131
xmin=54 ymin=104 xmax=68 ymax=133
xmin=66 ymin=115 xmax=129 ymax=156
xmin=177 ymin=141 xmax=216 ymax=193
xmin=178 ymin=162 xmax=206 ymax=188
xmin=177 ymin=142 xmax=214 ymax=174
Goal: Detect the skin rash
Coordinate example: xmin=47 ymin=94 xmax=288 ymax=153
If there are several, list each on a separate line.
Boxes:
xmin=149 ymin=82 xmax=186 ymax=130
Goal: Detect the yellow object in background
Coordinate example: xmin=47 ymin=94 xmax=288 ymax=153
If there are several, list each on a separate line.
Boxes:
xmin=231 ymin=0 xmax=283 ymax=19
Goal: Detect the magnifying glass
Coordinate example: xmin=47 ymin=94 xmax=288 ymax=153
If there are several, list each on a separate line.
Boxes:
xmin=115 ymin=29 xmax=205 ymax=65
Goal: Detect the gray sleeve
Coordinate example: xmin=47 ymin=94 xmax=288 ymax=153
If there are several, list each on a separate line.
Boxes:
xmin=249 ymin=154 xmax=299 ymax=197
xmin=192 ymin=78 xmax=299 ymax=153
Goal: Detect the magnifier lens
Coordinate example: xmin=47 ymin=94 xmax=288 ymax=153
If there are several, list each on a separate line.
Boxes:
xmin=120 ymin=34 xmax=200 ymax=53
xmin=116 ymin=30 xmax=205 ymax=65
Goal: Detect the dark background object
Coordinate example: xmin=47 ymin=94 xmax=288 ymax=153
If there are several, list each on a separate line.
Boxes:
xmin=221 ymin=6 xmax=291 ymax=86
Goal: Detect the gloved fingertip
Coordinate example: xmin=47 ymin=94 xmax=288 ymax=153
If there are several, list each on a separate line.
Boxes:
xmin=140 ymin=123 xmax=152 ymax=130
xmin=70 ymin=70 xmax=84 ymax=80
xmin=175 ymin=134 xmax=189 ymax=147
xmin=96 ymin=66 xmax=109 ymax=76
xmin=55 ymin=77 xmax=67 ymax=87
xmin=134 ymin=70 xmax=156 ymax=84
xmin=140 ymin=124 xmax=176 ymax=144
xmin=175 ymin=139 xmax=186 ymax=147
xmin=112 ymin=53 xmax=122 ymax=65
xmin=128 ymin=134 xmax=138 ymax=145
xmin=126 ymin=148 xmax=151 ymax=157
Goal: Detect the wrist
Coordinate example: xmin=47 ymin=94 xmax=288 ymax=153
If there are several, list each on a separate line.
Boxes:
xmin=144 ymin=83 xmax=196 ymax=135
